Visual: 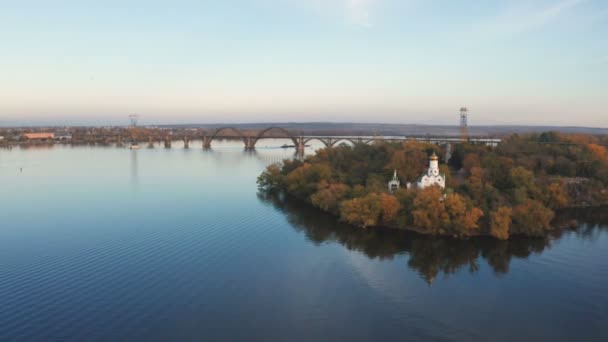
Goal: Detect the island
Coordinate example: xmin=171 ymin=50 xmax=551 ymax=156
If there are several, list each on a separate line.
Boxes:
xmin=258 ymin=132 xmax=608 ymax=239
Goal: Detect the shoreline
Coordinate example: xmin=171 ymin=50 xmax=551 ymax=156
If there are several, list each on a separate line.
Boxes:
xmin=276 ymin=192 xmax=606 ymax=239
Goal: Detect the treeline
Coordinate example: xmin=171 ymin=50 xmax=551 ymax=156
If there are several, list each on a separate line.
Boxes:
xmin=258 ymin=133 xmax=608 ymax=239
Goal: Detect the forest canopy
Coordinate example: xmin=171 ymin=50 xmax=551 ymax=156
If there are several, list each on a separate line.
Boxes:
xmin=258 ymin=133 xmax=608 ymax=239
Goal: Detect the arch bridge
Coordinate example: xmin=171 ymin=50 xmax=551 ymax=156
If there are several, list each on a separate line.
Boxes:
xmin=143 ymin=126 xmax=502 ymax=150
xmin=202 ymin=126 xmax=300 ymax=149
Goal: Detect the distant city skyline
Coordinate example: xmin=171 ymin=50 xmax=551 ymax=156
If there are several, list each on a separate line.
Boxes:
xmin=1 ymin=0 xmax=607 ymax=127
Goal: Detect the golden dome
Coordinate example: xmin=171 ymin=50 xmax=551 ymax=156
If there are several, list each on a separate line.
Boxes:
xmin=430 ymin=152 xmax=439 ymax=161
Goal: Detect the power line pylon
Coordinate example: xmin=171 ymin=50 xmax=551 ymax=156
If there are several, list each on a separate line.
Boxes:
xmin=459 ymin=107 xmax=468 ymax=141
xmin=128 ymin=114 xmax=140 ymax=141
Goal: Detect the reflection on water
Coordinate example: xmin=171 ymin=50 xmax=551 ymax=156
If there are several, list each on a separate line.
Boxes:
xmin=259 ymin=192 xmax=608 ymax=285
xmin=130 ymin=150 xmax=138 ymax=189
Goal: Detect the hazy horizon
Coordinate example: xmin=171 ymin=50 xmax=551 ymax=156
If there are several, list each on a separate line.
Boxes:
xmin=2 ymin=0 xmax=607 ymax=127
xmin=2 ymin=118 xmax=607 ymax=131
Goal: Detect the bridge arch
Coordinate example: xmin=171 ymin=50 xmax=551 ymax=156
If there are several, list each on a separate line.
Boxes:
xmin=255 ymin=126 xmax=296 ymax=139
xmin=209 ymin=127 xmax=246 ymax=139
xmin=331 ymin=138 xmax=358 ymax=147
xmin=204 ymin=126 xmax=300 ymax=149
xmin=253 ymin=127 xmax=299 ymax=147
xmin=303 ymin=137 xmax=331 ymax=147
xmin=203 ymin=127 xmax=247 ymax=148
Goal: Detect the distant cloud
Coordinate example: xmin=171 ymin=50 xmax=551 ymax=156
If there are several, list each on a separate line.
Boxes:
xmin=475 ymin=0 xmax=588 ymax=38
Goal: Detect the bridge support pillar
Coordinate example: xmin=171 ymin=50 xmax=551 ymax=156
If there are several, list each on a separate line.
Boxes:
xmin=117 ymin=136 xmax=124 ymax=147
xmin=445 ymin=143 xmax=452 ymax=162
xmin=203 ymin=136 xmax=212 ymax=149
xmin=296 ymin=137 xmax=306 ymax=151
xmin=164 ymin=137 xmax=172 ymax=148
xmin=147 ymin=136 xmax=154 ymax=148
xmin=183 ymin=137 xmax=190 ymax=149
xmin=244 ymin=137 xmax=256 ymax=149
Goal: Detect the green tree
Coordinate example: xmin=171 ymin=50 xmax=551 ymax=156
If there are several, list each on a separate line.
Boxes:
xmin=511 ymin=200 xmax=554 ymax=236
xmin=257 ymin=163 xmax=284 ymax=192
xmin=286 ymin=163 xmax=332 ymax=200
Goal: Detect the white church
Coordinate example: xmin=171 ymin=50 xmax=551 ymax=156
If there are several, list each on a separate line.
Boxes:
xmin=416 ymin=152 xmax=446 ymax=189
xmin=389 ymin=152 xmax=446 ymax=192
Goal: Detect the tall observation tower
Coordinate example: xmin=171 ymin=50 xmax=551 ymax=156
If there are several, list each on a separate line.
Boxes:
xmin=459 ymin=107 xmax=468 ymax=141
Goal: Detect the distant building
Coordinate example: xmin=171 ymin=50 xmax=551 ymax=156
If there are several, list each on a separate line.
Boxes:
xmin=388 ymin=170 xmax=400 ymax=193
xmin=417 ymin=152 xmax=446 ymax=189
xmin=23 ymin=133 xmax=54 ymax=140
xmin=54 ymin=132 xmax=72 ymax=141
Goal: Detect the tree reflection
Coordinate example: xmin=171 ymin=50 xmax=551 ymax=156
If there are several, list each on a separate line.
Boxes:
xmin=258 ymin=192 xmax=608 ymax=285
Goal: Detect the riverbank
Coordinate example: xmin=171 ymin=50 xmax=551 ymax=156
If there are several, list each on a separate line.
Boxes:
xmin=270 ymin=191 xmax=608 ymax=239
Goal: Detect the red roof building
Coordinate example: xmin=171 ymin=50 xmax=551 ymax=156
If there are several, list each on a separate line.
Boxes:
xmin=23 ymin=133 xmax=55 ymax=140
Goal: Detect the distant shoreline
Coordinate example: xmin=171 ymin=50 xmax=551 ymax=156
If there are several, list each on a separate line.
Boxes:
xmin=1 ymin=122 xmax=607 ymax=134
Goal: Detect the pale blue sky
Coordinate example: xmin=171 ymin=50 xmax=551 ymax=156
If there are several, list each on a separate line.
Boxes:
xmin=1 ymin=0 xmax=607 ymax=126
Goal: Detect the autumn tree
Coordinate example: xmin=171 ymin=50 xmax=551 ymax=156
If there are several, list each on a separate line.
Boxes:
xmin=286 ymin=163 xmax=332 ymax=200
xmin=311 ymin=182 xmax=350 ymax=215
xmin=543 ymin=182 xmax=569 ymax=209
xmin=444 ymin=194 xmax=484 ymax=236
xmin=587 ymin=143 xmax=607 ymax=161
xmin=464 ymin=166 xmax=485 ymax=200
xmin=511 ymin=200 xmax=555 ymax=236
xmin=379 ymin=193 xmax=401 ymax=225
xmin=340 ymin=194 xmax=383 ymax=228
xmin=412 ymin=186 xmax=449 ymax=234
xmin=386 ymin=141 xmax=430 ymax=182
xmin=257 ymin=163 xmax=284 ymax=192
xmin=365 ymin=173 xmax=388 ymax=193
xmin=339 ymin=193 xmax=401 ymax=228
xmin=489 ymin=207 xmax=512 ymax=240
xmin=510 ymin=166 xmax=539 ymax=204
xmin=393 ymin=188 xmax=417 ymax=228
xmin=462 ymin=153 xmax=481 ymax=175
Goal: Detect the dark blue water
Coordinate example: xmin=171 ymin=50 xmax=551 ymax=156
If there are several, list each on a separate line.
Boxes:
xmin=1 ymin=142 xmax=607 ymax=341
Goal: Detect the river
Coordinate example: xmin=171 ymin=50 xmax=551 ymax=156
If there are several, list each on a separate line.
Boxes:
xmin=1 ymin=140 xmax=607 ymax=341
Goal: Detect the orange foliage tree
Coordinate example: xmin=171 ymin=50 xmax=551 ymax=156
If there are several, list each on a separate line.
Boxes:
xmin=379 ymin=193 xmax=401 ymax=225
xmin=339 ymin=193 xmax=402 ymax=228
xmin=587 ymin=143 xmax=607 ymax=161
xmin=489 ymin=207 xmax=512 ymax=240
xmin=543 ymin=182 xmax=569 ymax=209
xmin=340 ymin=193 xmax=383 ymax=228
xmin=311 ymin=181 xmax=350 ymax=215
xmin=412 ymin=187 xmax=449 ymax=234
xmin=444 ymin=194 xmax=484 ymax=236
